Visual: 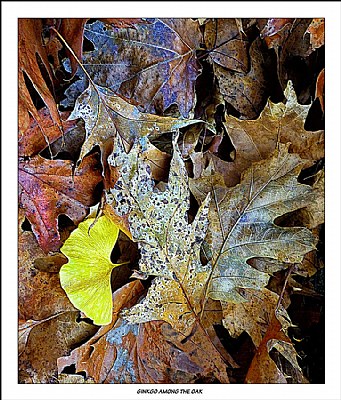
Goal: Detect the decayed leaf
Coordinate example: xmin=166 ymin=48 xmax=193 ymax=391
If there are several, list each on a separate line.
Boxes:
xmin=302 ymin=169 xmax=324 ymax=229
xmin=19 ymin=153 xmax=102 ymax=253
xmin=214 ymin=37 xmax=270 ymax=119
xmin=80 ymin=19 xmax=202 ymax=117
xmin=245 ymin=313 xmax=307 ymax=383
xmin=204 ymin=18 xmax=249 ymax=73
xmin=58 ymin=282 xmax=230 ymax=383
xmin=258 ymin=18 xmax=294 ymax=50
xmin=19 ymin=214 xmax=73 ymax=321
xmin=222 ymin=288 xmax=280 ymax=347
xmin=70 ymin=84 xmax=204 ymax=163
xmin=219 ymin=80 xmax=324 ymax=186
xmin=306 ymin=18 xmax=325 ymax=51
xmin=108 ymin=134 xmax=211 ymax=335
xmin=19 ymin=311 xmax=97 ymax=383
xmin=190 ymin=144 xmax=316 ymax=303
xmin=18 ymin=19 xmax=62 ymax=137
xmin=18 ymin=107 xmax=77 ymax=158
xmin=60 ymin=216 xmax=124 ymax=325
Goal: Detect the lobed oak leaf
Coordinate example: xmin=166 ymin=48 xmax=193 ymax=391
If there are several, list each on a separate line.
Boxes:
xmin=19 ymin=153 xmax=102 ymax=253
xmin=219 ymin=80 xmax=324 ymax=187
xmin=108 ymin=134 xmax=211 ymax=335
xmin=79 ymin=19 xmax=203 ymax=117
xmin=190 ymin=143 xmax=316 ymax=303
xmin=69 ymin=84 xmax=204 ymax=163
xmin=60 ymin=215 xmax=126 ymax=325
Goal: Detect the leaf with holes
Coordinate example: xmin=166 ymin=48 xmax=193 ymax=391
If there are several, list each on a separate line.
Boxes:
xmin=60 ymin=215 xmax=126 ymax=325
xmin=108 ymin=133 xmax=212 ymax=335
xmin=69 ymin=83 xmax=205 ymax=163
xmin=19 ymin=153 xmax=102 ymax=253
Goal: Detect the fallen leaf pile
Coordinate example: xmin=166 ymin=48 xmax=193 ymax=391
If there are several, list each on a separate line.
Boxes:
xmin=18 ymin=17 xmax=324 ymax=384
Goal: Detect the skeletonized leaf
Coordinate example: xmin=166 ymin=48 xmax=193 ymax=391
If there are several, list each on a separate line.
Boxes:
xmin=60 ymin=216 xmax=124 ymax=325
xmin=108 ymin=134 xmax=211 ymax=335
xmin=190 ymin=143 xmax=316 ymax=303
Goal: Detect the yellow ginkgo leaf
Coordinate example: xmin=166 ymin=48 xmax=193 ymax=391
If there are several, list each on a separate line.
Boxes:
xmin=60 ymin=216 xmax=124 ymax=325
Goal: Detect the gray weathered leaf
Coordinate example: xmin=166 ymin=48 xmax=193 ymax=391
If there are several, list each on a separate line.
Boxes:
xmin=190 ymin=144 xmax=316 ymax=303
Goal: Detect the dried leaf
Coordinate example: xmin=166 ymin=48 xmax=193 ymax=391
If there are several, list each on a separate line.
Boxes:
xmin=214 ymin=38 xmax=270 ymax=119
xmin=315 ymin=68 xmax=325 ymax=113
xmin=19 ymin=216 xmax=73 ymax=321
xmin=306 ymin=18 xmax=325 ymax=51
xmin=18 ymin=19 xmax=62 ymax=138
xmin=245 ymin=313 xmax=307 ymax=383
xmin=69 ymin=84 xmax=204 ymax=163
xmin=258 ymin=18 xmax=294 ymax=49
xmin=108 ymin=134 xmax=211 ymax=335
xmin=18 ymin=108 xmax=77 ymax=158
xmin=19 ymin=311 xmax=97 ymax=383
xmin=19 ymin=153 xmax=102 ymax=253
xmin=80 ymin=19 xmax=202 ymax=117
xmin=190 ymin=144 xmax=316 ymax=303
xmin=58 ymin=282 xmax=230 ymax=383
xmin=220 ymin=80 xmax=324 ymax=186
xmin=222 ymin=288 xmax=280 ymax=347
xmin=60 ymin=216 xmax=124 ymax=325
xmin=204 ymin=19 xmax=249 ymax=73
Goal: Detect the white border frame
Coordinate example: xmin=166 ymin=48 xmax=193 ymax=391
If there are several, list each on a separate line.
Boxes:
xmin=2 ymin=2 xmax=340 ymax=400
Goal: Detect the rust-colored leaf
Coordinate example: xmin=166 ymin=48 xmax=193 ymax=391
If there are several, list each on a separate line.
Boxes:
xmin=59 ymin=19 xmax=88 ymax=76
xmin=306 ymin=18 xmax=325 ymax=51
xmin=19 ymin=153 xmax=102 ymax=253
xmin=19 ymin=214 xmax=72 ymax=321
xmin=258 ymin=18 xmax=294 ymax=49
xmin=18 ymin=108 xmax=77 ymax=158
xmin=245 ymin=312 xmax=307 ymax=383
xmin=18 ymin=19 xmax=62 ymax=138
